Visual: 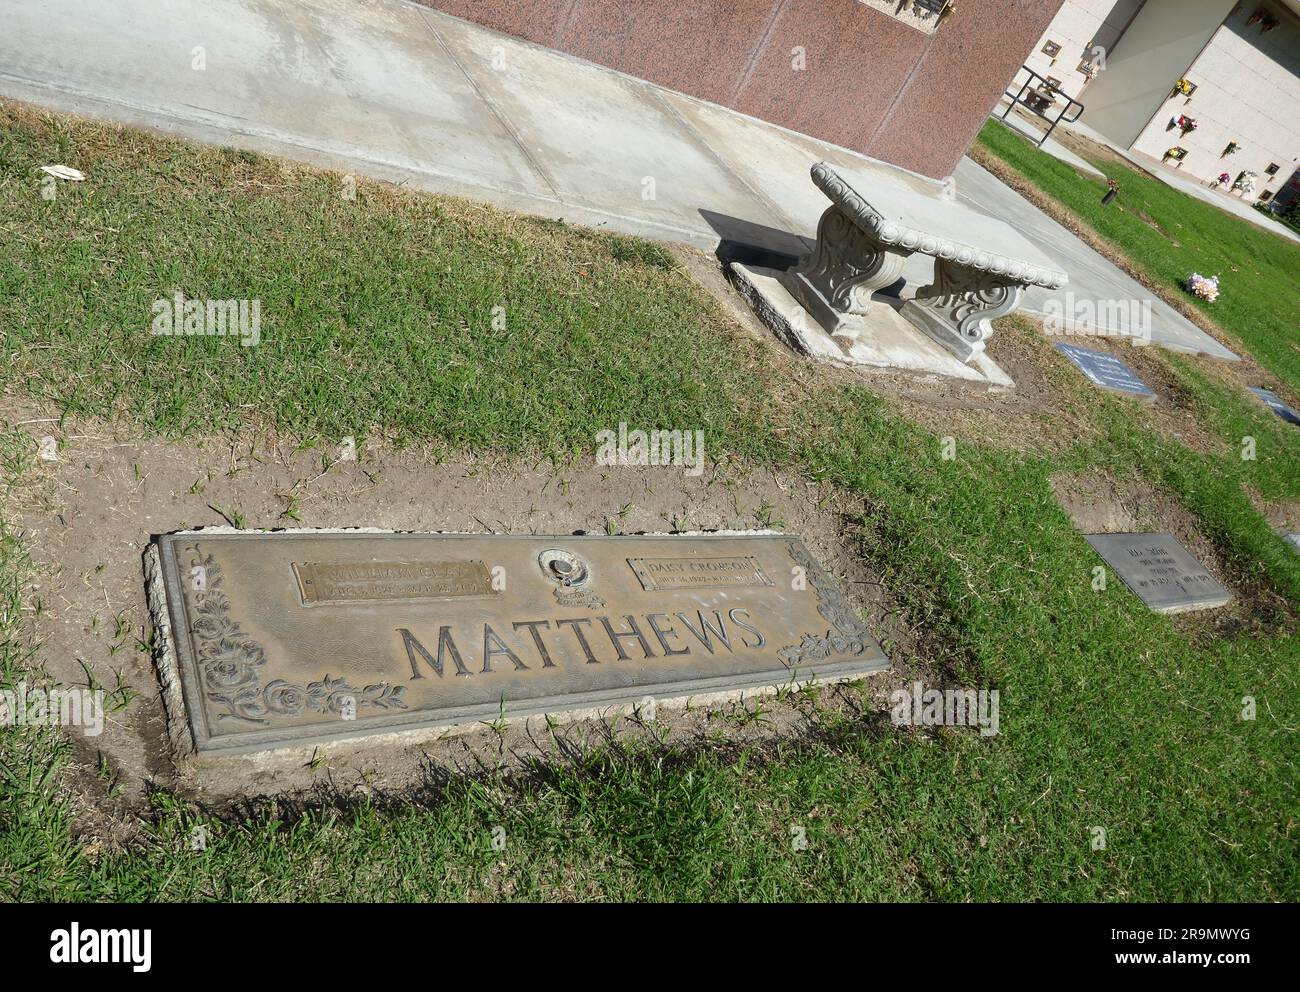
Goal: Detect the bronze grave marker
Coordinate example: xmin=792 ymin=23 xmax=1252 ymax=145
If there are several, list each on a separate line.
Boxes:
xmin=154 ymin=533 xmax=889 ymax=753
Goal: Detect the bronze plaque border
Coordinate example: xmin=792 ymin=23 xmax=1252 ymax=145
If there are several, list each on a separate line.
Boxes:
xmin=155 ymin=532 xmax=889 ymax=754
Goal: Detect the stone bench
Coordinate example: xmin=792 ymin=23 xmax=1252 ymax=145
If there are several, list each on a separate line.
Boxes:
xmin=782 ymin=162 xmax=1069 ymax=362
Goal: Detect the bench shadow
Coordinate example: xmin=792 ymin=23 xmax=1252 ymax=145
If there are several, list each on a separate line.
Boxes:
xmin=698 ymin=208 xmax=908 ymax=299
xmin=698 ymin=208 xmax=809 ymax=270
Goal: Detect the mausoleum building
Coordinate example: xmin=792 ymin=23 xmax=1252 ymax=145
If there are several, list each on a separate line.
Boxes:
xmin=1022 ymin=0 xmax=1300 ymax=199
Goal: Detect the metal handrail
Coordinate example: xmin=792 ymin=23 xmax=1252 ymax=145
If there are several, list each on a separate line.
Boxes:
xmin=998 ymin=65 xmax=1084 ymax=146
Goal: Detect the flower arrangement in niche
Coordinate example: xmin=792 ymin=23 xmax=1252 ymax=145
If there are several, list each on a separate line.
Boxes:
xmin=1223 ymin=140 xmax=1241 ymax=156
xmin=1232 ymin=171 xmax=1258 ymax=195
xmin=1176 ymin=115 xmax=1198 ymax=135
xmin=1248 ymin=7 xmax=1280 ymax=31
xmin=1171 ymin=77 xmax=1195 ymax=98
xmin=1186 ymin=272 xmax=1220 ymax=303
xmin=1163 ymin=147 xmax=1188 ymax=164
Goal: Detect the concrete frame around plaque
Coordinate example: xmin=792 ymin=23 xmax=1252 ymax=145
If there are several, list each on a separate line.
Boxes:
xmin=782 ymin=163 xmax=1069 ymax=362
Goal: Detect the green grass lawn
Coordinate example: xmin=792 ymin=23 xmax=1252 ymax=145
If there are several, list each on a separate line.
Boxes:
xmin=976 ymin=119 xmax=1300 ymax=398
xmin=2 ymin=104 xmax=1298 ymax=901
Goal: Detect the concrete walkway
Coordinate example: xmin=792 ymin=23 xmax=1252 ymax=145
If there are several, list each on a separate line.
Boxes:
xmin=0 ymin=0 xmax=1236 ymax=362
xmin=991 ymin=102 xmax=1106 ymax=181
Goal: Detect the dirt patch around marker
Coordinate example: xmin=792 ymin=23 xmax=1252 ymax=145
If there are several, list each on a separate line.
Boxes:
xmin=1244 ymin=488 xmax=1300 ymax=536
xmin=1051 ymin=470 xmax=1297 ymax=643
xmin=1051 ymin=333 xmax=1227 ymax=455
xmin=2 ymin=395 xmax=973 ymax=837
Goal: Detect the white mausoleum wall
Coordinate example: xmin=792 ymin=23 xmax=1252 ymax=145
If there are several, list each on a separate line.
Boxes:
xmin=1081 ymin=0 xmax=1237 ymax=148
xmin=1130 ymin=1 xmax=1300 ymax=196
xmin=1022 ymin=0 xmax=1144 ymax=98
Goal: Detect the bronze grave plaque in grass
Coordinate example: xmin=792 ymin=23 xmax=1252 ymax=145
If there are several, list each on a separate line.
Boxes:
xmin=153 ymin=532 xmax=889 ymax=753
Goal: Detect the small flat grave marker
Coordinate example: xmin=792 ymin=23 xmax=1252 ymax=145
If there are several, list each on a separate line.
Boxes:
xmin=1055 ymin=342 xmax=1155 ymax=400
xmin=1248 ymin=387 xmax=1300 ymax=426
xmin=1086 ymin=532 xmax=1231 ymax=614
xmin=154 ymin=532 xmax=888 ymax=753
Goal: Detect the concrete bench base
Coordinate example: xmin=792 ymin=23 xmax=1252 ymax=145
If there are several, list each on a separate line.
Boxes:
xmin=784 ymin=206 xmax=1029 ymax=362
xmin=729 ymin=262 xmax=1014 ymax=387
xmin=901 ymin=261 xmax=1026 ymax=362
xmin=782 ymin=204 xmax=911 ymax=340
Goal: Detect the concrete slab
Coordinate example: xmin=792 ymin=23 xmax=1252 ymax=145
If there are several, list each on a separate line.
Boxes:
xmin=658 ymin=93 xmax=950 ymax=293
xmin=427 ymin=10 xmax=793 ymax=242
xmin=0 ymin=0 xmax=552 ymax=199
xmin=663 ymin=90 xmax=950 ymax=238
xmin=729 ymin=264 xmax=1013 ymax=387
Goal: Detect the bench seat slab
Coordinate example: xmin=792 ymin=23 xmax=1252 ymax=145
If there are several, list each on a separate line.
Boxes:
xmin=782 ymin=162 xmax=1068 ymax=362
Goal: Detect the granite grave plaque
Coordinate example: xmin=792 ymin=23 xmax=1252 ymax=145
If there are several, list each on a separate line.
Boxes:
xmin=153 ymin=532 xmax=888 ymax=753
xmin=1248 ymin=387 xmax=1300 ymax=426
xmin=1085 ymin=532 xmax=1231 ymax=613
xmin=1055 ymin=343 xmax=1155 ymax=400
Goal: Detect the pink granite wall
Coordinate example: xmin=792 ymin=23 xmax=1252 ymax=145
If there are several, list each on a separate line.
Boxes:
xmin=419 ymin=0 xmax=1064 ymax=179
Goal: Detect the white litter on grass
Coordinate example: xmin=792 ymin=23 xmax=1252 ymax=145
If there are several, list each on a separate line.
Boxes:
xmin=39 ymin=165 xmax=85 ymax=181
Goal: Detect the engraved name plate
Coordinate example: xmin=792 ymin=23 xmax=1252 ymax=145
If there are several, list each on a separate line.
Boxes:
xmin=1086 ymin=533 xmax=1232 ymax=613
xmin=154 ymin=532 xmax=888 ymax=753
xmin=292 ymin=560 xmax=494 ymax=605
xmin=626 ymin=556 xmax=773 ymax=592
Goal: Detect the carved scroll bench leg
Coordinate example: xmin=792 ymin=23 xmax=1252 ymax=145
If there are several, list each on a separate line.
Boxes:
xmin=901 ymin=257 xmax=1026 ymax=362
xmin=779 ymin=206 xmax=911 ymax=343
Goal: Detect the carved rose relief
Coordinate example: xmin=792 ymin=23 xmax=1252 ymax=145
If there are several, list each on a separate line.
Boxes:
xmin=183 ymin=544 xmax=407 ymax=725
xmin=777 ymin=541 xmax=871 ymax=667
